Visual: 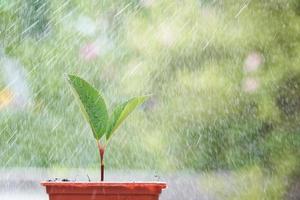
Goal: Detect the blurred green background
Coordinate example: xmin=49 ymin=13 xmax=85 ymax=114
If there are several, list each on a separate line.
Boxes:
xmin=0 ymin=0 xmax=300 ymax=198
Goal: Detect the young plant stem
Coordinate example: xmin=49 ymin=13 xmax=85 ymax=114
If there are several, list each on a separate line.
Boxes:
xmin=97 ymin=141 xmax=105 ymax=181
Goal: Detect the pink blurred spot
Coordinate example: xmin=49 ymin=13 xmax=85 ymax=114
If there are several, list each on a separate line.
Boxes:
xmin=244 ymin=52 xmax=263 ymax=73
xmin=80 ymin=43 xmax=100 ymax=61
xmin=243 ymin=77 xmax=260 ymax=93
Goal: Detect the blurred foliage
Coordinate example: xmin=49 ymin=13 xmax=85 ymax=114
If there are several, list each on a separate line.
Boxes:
xmin=202 ymin=164 xmax=297 ymax=200
xmin=0 ymin=0 xmax=299 ymax=190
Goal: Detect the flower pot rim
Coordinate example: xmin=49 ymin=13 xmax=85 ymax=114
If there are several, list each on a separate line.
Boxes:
xmin=41 ymin=181 xmax=167 ymax=188
xmin=42 ymin=181 xmax=167 ymax=199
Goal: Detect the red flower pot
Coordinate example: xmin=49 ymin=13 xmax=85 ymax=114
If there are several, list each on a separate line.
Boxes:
xmin=41 ymin=182 xmax=167 ymax=200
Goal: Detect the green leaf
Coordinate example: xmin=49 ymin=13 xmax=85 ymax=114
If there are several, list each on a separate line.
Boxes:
xmin=67 ymin=74 xmax=108 ymax=140
xmin=106 ymin=96 xmax=149 ymax=140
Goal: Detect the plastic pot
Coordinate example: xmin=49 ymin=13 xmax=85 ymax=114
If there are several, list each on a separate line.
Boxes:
xmin=41 ymin=182 xmax=167 ymax=200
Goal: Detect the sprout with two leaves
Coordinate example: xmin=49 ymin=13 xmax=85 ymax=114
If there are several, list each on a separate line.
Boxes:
xmin=67 ymin=75 xmax=149 ymax=181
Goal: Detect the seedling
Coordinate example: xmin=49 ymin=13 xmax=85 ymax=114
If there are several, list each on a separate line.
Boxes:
xmin=67 ymin=74 xmax=149 ymax=181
